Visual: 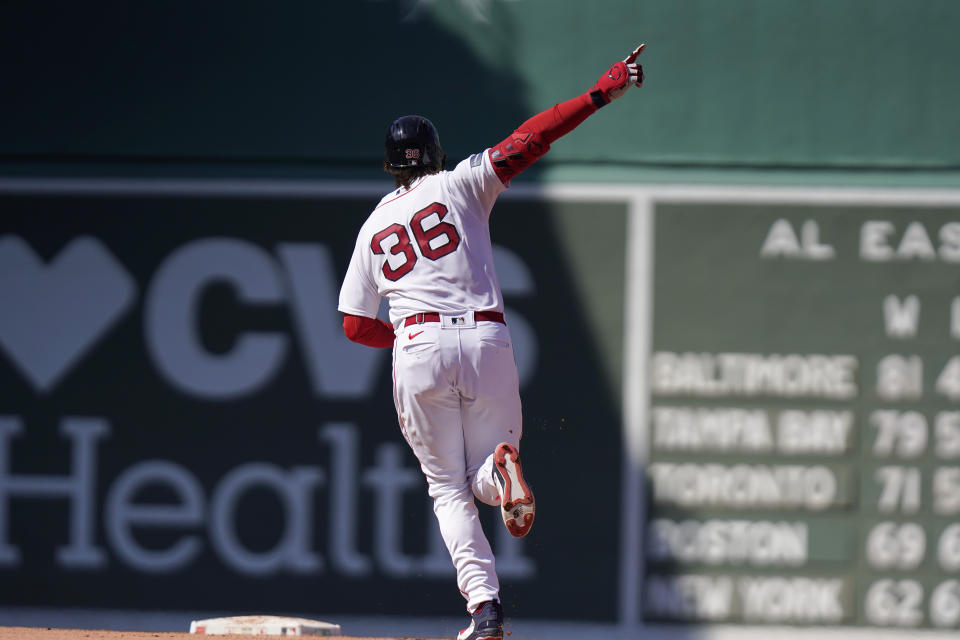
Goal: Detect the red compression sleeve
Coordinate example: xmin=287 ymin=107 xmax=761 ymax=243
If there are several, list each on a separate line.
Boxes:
xmin=489 ymin=92 xmax=598 ymax=183
xmin=343 ymin=314 xmax=396 ymax=348
xmin=517 ymin=92 xmax=598 ymax=145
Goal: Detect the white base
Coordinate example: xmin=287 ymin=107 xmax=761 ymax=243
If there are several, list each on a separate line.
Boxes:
xmin=189 ymin=615 xmax=341 ymax=636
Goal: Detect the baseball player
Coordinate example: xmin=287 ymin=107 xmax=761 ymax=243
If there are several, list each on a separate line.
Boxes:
xmin=338 ymin=43 xmax=645 ymax=640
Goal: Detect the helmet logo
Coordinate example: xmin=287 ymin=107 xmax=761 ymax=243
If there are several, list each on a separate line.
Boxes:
xmin=405 ymin=148 xmax=421 ymax=160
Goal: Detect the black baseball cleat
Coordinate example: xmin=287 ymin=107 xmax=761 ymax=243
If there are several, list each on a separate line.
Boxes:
xmin=457 ymin=600 xmax=503 ymax=640
xmin=493 ymin=442 xmax=535 ymax=537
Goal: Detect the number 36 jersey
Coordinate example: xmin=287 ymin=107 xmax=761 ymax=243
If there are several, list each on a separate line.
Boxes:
xmin=338 ymin=150 xmax=508 ymax=328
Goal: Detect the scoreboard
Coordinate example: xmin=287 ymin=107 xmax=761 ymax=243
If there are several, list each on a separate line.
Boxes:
xmin=637 ymin=193 xmax=960 ymax=629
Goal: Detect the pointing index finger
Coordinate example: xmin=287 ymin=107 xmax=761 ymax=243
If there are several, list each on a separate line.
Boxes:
xmin=624 ymin=43 xmax=646 ymax=63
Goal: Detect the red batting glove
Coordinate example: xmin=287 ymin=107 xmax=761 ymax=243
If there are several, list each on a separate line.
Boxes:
xmin=589 ymin=43 xmax=645 ymax=107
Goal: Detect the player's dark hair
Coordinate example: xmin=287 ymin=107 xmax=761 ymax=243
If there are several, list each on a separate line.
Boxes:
xmin=383 ymin=161 xmax=443 ymax=190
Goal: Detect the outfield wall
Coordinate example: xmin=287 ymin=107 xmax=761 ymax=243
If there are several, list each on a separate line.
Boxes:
xmin=3 ymin=180 xmax=960 ymax=637
xmin=0 ymin=180 xmax=625 ymax=623
xmin=2 ymin=1 xmax=958 ymax=183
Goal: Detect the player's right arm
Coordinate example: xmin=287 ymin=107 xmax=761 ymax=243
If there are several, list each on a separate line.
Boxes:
xmin=342 ymin=313 xmax=395 ymax=348
xmin=488 ymin=43 xmax=645 ymax=184
xmin=338 ymin=226 xmax=396 ymax=348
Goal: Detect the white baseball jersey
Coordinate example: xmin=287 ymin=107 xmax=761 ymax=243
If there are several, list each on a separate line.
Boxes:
xmin=338 ymin=150 xmax=507 ymax=326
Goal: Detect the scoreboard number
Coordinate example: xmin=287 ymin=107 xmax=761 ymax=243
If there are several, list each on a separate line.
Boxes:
xmin=865 ymin=579 xmax=924 ymax=627
xmin=866 ymin=522 xmax=926 ymax=570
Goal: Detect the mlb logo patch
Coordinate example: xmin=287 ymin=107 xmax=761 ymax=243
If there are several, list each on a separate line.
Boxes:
xmin=405 ymin=148 xmax=421 ymax=160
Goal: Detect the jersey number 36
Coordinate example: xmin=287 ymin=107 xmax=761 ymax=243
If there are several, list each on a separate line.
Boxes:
xmin=370 ymin=202 xmax=461 ymax=281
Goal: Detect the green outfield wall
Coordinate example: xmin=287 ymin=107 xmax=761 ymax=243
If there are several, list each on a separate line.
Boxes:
xmin=1 ymin=1 xmax=958 ymax=185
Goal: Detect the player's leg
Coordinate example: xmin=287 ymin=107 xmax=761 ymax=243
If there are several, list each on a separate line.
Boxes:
xmin=459 ymin=322 xmax=522 ymax=505
xmin=429 ymin=481 xmax=499 ymax=612
xmin=393 ymin=327 xmax=500 ymax=611
xmin=459 ymin=322 xmax=534 ymax=538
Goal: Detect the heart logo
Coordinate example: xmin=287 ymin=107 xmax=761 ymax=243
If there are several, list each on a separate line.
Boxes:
xmin=0 ymin=235 xmax=137 ymax=393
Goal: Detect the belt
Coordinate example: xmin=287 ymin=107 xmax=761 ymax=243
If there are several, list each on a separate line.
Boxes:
xmin=403 ymin=311 xmax=505 ymax=327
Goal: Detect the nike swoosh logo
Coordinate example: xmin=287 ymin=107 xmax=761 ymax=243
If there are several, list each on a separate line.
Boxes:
xmin=408 ymin=331 xmax=424 ymax=340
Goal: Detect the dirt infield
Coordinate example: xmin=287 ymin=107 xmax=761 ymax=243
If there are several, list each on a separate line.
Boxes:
xmin=0 ymin=628 xmax=446 ymax=640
